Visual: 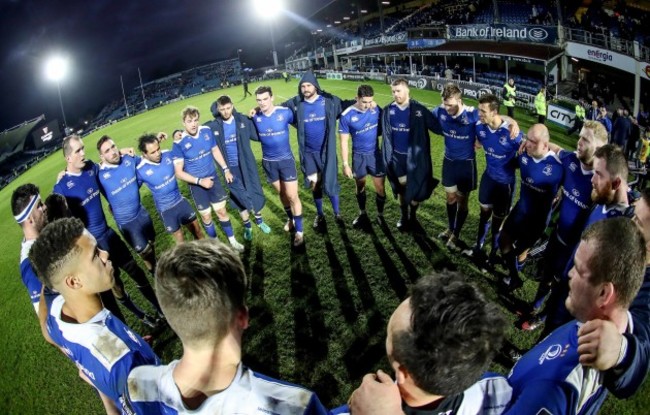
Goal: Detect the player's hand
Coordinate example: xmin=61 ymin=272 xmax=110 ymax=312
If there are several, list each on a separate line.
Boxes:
xmin=474 ymin=139 xmax=483 ymax=150
xmin=370 ymin=100 xmax=378 ymax=109
xmin=349 ymin=370 xmax=404 ymax=415
xmin=225 ymin=170 xmax=234 ymax=183
xmin=578 ymin=319 xmax=623 ymax=370
xmin=157 ymin=132 xmax=168 ymax=141
xmin=248 ymin=107 xmax=260 ymax=117
xmin=199 ymin=177 xmax=215 ymax=189
xmin=508 ymin=119 xmax=520 ymax=139
xmin=56 ymin=170 xmax=66 ymax=182
xmin=120 ymin=147 xmax=135 ymax=157
xmin=518 ymin=140 xmax=526 ymax=155
xmin=343 ymin=164 xmax=353 ymax=179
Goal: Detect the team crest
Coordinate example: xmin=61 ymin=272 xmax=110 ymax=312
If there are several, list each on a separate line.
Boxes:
xmin=461 ymin=116 xmax=469 ymax=125
xmin=521 ymin=156 xmax=528 ymax=165
xmin=538 ymin=343 xmax=568 ymax=365
xmin=440 ymin=114 xmax=447 ymax=121
xmin=103 ymin=172 xmax=111 ymax=179
xmin=66 ymin=181 xmax=75 ymax=189
xmin=569 ymin=162 xmax=577 ymax=172
xmin=543 ymin=164 xmax=553 ymax=176
xmin=88 ymin=170 xmax=94 ymax=177
xmin=479 ymin=131 xmax=486 ymax=138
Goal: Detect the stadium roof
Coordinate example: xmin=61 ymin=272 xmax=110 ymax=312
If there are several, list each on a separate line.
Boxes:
xmin=0 ymin=118 xmax=43 ymax=165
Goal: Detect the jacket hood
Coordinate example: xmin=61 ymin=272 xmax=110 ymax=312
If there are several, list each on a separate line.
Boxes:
xmin=298 ymin=71 xmax=322 ymax=98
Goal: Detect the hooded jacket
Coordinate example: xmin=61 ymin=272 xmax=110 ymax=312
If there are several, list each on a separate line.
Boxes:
xmin=381 ymin=99 xmax=440 ymax=203
xmin=282 ymin=71 xmax=352 ymax=197
xmin=204 ymin=104 xmax=265 ymax=213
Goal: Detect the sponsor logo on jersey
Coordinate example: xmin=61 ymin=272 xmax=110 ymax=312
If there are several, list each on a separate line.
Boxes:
xmin=184 ymin=142 xmax=192 ymax=149
xmin=572 ymin=188 xmax=580 ymax=197
xmin=488 ymin=147 xmax=495 ymax=153
xmin=399 ymin=123 xmax=406 ymax=128
xmin=146 ymin=169 xmax=154 ymax=176
xmin=389 ymin=109 xmax=395 ymax=115
xmin=351 ymin=116 xmax=359 ymax=122
xmin=165 ymin=157 xmax=172 ymax=165
xmin=309 ymin=113 xmax=316 ymax=118
xmin=277 ymin=114 xmax=284 ymax=122
xmin=257 ymin=117 xmax=262 ymax=122
xmin=526 ymin=177 xmax=534 ymax=184
xmin=499 ymin=136 xmax=508 ymax=146
xmin=240 ymin=123 xmax=245 ymax=129
xmin=543 ymin=164 xmax=553 ymax=176
xmin=124 ymin=159 xmax=131 ymax=167
xmin=214 ymin=130 xmax=220 ymax=136
xmin=103 ymin=172 xmax=111 ymax=180
xmin=415 ymin=110 xmax=422 ymax=117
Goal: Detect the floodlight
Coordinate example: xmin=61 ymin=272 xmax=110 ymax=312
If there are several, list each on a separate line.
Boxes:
xmin=253 ymin=0 xmax=284 ymax=19
xmin=45 ymin=56 xmax=68 ymax=82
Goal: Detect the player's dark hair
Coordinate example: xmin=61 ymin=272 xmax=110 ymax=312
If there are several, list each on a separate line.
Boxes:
xmin=62 ymin=135 xmax=82 ymax=158
xmin=96 ymin=135 xmax=112 ymax=153
xmin=441 ymin=83 xmax=462 ymax=100
xmin=138 ymin=133 xmax=159 ymax=154
xmin=155 ymin=239 xmax=248 ymax=347
xmin=390 ymin=78 xmax=408 ymax=87
xmin=29 ymin=218 xmax=85 ymax=289
xmin=357 ymin=84 xmax=374 ymax=98
xmin=478 ymin=94 xmax=500 ymax=112
xmin=581 ymin=217 xmax=645 ymax=308
xmin=172 ymin=129 xmax=183 ymax=139
xmin=594 ymin=144 xmax=628 ymax=178
xmin=255 ymin=85 xmax=273 ymax=96
xmin=217 ymin=95 xmax=233 ymax=106
xmin=45 ymin=193 xmax=71 ymax=223
xmin=11 ymin=183 xmax=40 ymax=217
xmin=391 ymin=271 xmax=505 ymax=396
xmin=640 ymin=187 xmax=650 ymax=208
xmin=181 ymin=105 xmax=200 ymax=121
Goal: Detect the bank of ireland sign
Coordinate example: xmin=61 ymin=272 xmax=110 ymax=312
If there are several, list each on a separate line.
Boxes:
xmin=449 ymin=24 xmax=557 ymax=44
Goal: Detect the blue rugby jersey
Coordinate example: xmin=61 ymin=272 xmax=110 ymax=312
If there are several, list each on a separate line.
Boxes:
xmin=136 ymin=150 xmax=184 ymax=213
xmin=584 ymin=202 xmax=630 ymax=228
xmin=98 ymin=154 xmax=142 ymax=225
xmin=46 ymin=295 xmax=159 ymax=408
xmin=555 ymin=151 xmax=595 ymax=246
xmin=123 ymin=361 xmax=329 ymax=415
xmin=476 ymin=119 xmax=522 ymax=184
xmin=53 ymin=161 xmax=108 ymax=239
xmin=251 ymin=107 xmax=295 ymax=161
xmin=303 ymin=95 xmax=327 ymax=153
xmin=517 ymin=151 xmax=564 ymax=215
xmin=222 ymin=118 xmax=239 ymax=167
xmin=387 ymin=103 xmax=410 ymax=154
xmin=433 ymin=105 xmax=479 ymax=160
xmin=339 ymin=106 xmax=380 ymax=154
xmin=19 ymin=239 xmax=42 ymax=312
xmin=172 ymin=126 xmax=219 ymax=178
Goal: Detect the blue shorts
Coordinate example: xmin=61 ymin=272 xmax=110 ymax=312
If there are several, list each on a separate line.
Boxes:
xmin=390 ymin=152 xmax=408 ymax=179
xmin=227 ymin=167 xmax=254 ymax=212
xmin=160 ymin=198 xmax=197 ymax=233
xmin=501 ymin=202 xmax=548 ymax=252
xmin=189 ymin=179 xmax=227 ymax=211
xmin=262 ymin=158 xmax=298 ymax=183
xmin=303 ymin=151 xmax=324 ymax=176
xmin=478 ymin=172 xmax=515 ymax=217
xmin=117 ymin=205 xmax=155 ymax=252
xmin=442 ymin=157 xmax=477 ymax=194
xmin=353 ymin=151 xmax=385 ymax=178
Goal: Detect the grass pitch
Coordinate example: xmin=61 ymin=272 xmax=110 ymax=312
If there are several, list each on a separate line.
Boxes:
xmin=0 ymin=78 xmax=647 ymax=414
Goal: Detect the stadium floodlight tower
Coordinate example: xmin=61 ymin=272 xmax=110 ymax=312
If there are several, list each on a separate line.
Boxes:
xmin=253 ymin=0 xmax=283 ymax=67
xmin=45 ymin=56 xmax=69 ymax=132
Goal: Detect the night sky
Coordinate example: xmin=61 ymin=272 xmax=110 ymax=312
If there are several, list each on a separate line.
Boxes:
xmin=0 ymin=0 xmax=340 ymax=130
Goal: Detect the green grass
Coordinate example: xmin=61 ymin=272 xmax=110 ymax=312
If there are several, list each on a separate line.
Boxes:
xmin=0 ymin=78 xmax=647 ymax=413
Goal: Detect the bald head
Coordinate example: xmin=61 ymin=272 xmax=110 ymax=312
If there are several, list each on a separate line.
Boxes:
xmin=525 ymin=124 xmax=550 ymax=158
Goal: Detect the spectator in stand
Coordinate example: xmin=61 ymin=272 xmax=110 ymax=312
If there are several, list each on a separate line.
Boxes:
xmin=568 ymin=97 xmax=587 ymax=136
xmin=598 ymin=106 xmax=613 ymax=137
xmin=612 ymin=107 xmax=632 ymax=149
xmin=638 ymin=103 xmax=650 ymax=129
xmin=535 ymin=86 xmax=547 ymax=125
xmin=503 ymin=78 xmax=516 ymax=118
xmin=587 ymin=100 xmax=600 ymax=121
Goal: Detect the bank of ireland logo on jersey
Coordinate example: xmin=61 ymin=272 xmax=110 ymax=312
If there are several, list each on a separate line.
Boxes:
xmin=572 ymin=188 xmax=580 ymax=197
xmin=543 ymin=164 xmax=553 ymax=176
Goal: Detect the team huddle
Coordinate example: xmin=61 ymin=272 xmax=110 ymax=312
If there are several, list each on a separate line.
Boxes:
xmin=11 ymin=73 xmax=650 ymax=414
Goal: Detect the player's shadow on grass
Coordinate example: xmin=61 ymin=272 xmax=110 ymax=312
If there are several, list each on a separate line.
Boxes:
xmin=366 ymin=223 xmax=410 ymax=299
xmin=336 ymin=225 xmax=381 ymax=317
xmin=289 ymin=250 xmax=329 ymax=369
xmin=376 ymin=220 xmax=421 ymax=284
xmin=323 ymin=231 xmax=361 ymax=324
xmin=241 ymin=246 xmax=281 ymax=378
